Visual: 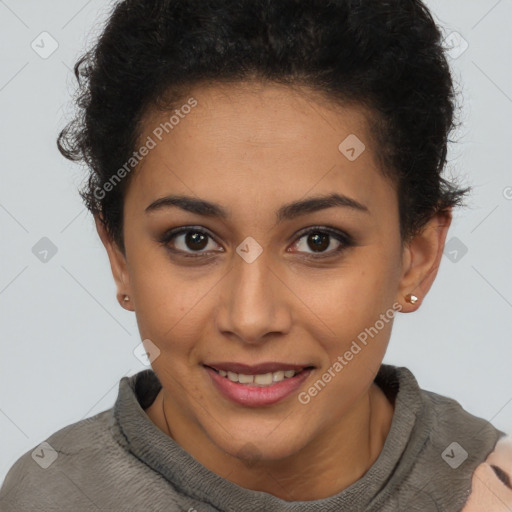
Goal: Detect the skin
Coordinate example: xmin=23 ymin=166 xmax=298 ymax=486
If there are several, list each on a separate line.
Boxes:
xmin=96 ymin=81 xmax=451 ymax=500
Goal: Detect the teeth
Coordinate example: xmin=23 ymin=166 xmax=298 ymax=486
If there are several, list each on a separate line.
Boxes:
xmin=238 ymin=373 xmax=254 ymax=384
xmin=272 ymin=370 xmax=285 ymax=382
xmin=254 ymin=373 xmax=273 ymax=385
xmin=214 ymin=368 xmax=303 ymax=386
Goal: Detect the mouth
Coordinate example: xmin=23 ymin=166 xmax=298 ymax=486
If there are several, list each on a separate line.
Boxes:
xmin=205 ymin=364 xmax=313 ymax=387
xmin=203 ymin=362 xmax=315 ymax=406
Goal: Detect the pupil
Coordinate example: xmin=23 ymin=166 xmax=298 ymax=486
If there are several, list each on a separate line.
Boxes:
xmin=308 ymin=232 xmax=329 ymax=252
xmin=186 ymin=232 xmax=207 ymax=250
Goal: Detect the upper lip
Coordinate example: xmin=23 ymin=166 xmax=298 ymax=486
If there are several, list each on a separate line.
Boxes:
xmin=204 ymin=362 xmax=314 ymax=374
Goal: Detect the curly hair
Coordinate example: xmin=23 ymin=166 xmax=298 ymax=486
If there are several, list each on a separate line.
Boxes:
xmin=57 ymin=0 xmax=469 ymax=252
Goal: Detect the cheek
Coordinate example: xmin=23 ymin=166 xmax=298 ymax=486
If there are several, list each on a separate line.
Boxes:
xmin=298 ymin=251 xmax=398 ymax=320
xmin=297 ymin=265 xmax=397 ymax=420
xmin=126 ymin=247 xmax=213 ymax=351
xmin=290 ymin=248 xmax=400 ymax=361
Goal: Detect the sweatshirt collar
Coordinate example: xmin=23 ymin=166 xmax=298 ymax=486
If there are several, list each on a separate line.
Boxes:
xmin=112 ymin=364 xmax=428 ymax=511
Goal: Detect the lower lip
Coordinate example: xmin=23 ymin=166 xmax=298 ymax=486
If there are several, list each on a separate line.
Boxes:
xmin=204 ymin=366 xmax=313 ymax=407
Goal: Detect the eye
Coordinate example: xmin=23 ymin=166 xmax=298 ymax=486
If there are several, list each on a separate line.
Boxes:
xmin=159 ymin=225 xmax=353 ymax=260
xmin=289 ymin=227 xmax=353 ymax=258
xmin=160 ymin=227 xmax=222 ymax=257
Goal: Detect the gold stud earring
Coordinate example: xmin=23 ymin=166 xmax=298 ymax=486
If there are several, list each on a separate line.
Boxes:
xmin=405 ymin=294 xmax=418 ymax=304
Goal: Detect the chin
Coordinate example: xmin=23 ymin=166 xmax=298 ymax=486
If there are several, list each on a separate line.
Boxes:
xmin=207 ymin=421 xmax=311 ymax=463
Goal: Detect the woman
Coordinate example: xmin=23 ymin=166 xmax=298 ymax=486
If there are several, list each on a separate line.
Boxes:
xmin=1 ymin=0 xmax=510 ymax=510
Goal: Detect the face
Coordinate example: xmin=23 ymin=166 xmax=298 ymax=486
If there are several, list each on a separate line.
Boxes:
xmin=101 ymin=81 xmax=446 ymax=463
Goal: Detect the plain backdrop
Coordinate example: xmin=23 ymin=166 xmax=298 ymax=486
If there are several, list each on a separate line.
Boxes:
xmin=1 ymin=0 xmax=511 ymax=486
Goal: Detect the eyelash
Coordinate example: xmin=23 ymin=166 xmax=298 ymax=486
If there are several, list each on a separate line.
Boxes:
xmin=159 ymin=225 xmax=354 ymax=261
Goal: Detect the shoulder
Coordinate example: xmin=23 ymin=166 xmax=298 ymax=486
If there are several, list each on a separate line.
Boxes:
xmin=414 ymin=385 xmax=509 ymax=511
xmin=420 ymin=385 xmax=502 ymax=445
xmin=380 ymin=366 xmax=505 ymax=511
xmin=0 ymin=408 xmax=144 ymax=510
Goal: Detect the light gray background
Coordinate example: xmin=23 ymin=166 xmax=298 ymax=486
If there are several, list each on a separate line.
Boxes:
xmin=1 ymin=0 xmax=511 ymax=486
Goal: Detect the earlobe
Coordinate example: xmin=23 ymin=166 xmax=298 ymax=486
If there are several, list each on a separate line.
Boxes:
xmin=396 ymin=209 xmax=452 ymax=312
xmin=94 ymin=215 xmax=134 ymax=311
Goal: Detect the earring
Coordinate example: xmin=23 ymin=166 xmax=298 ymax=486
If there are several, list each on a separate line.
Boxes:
xmin=123 ymin=295 xmax=130 ymax=302
xmin=405 ymin=294 xmax=418 ymax=304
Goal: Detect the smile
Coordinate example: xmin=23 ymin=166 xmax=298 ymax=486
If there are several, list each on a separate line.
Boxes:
xmin=203 ymin=363 xmax=314 ymax=406
xmin=211 ymin=367 xmax=303 ymax=386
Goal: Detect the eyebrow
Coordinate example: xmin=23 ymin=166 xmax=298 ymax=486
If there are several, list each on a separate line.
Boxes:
xmin=145 ymin=192 xmax=369 ymax=223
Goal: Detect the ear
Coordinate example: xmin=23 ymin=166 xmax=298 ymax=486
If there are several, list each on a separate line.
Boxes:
xmin=94 ymin=215 xmax=134 ymax=311
xmin=396 ymin=209 xmax=452 ymax=312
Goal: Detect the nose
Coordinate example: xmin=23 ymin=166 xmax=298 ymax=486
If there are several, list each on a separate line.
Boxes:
xmin=215 ymin=248 xmax=292 ymax=345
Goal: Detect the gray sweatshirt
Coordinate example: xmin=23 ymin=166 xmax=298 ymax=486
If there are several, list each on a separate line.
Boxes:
xmin=0 ymin=365 xmax=503 ymax=511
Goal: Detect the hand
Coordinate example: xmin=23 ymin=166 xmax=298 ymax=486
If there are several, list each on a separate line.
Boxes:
xmin=463 ymin=436 xmax=512 ymax=512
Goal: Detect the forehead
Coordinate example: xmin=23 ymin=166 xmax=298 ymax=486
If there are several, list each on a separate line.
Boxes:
xmin=140 ymin=81 xmax=374 ymax=150
xmin=126 ymin=81 xmax=395 ymax=218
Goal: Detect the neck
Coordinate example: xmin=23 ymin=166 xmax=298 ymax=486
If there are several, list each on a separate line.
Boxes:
xmin=146 ymin=382 xmax=394 ymax=500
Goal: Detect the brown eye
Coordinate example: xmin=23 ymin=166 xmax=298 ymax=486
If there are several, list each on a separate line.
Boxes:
xmin=184 ymin=231 xmax=208 ymax=251
xmin=306 ymin=232 xmax=330 ymax=252
xmin=160 ymin=227 xmax=222 ymax=257
xmin=291 ymin=227 xmax=352 ymax=258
